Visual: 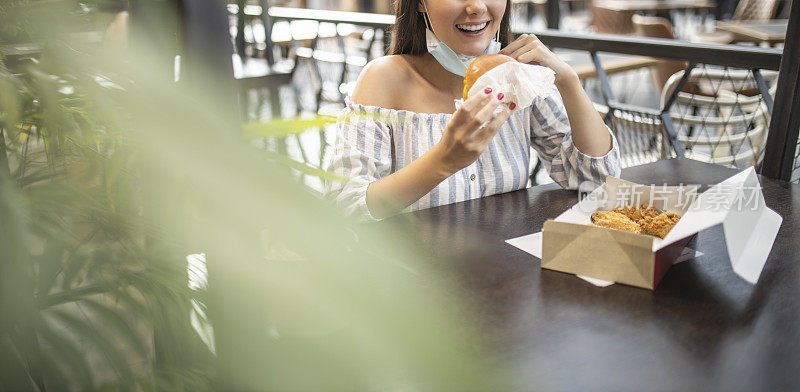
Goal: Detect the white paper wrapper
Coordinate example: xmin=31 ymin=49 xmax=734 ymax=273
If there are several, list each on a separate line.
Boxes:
xmin=456 ymin=62 xmax=556 ymax=112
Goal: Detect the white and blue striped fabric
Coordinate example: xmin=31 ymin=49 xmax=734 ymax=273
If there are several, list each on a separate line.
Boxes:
xmin=327 ymin=87 xmax=621 ymax=221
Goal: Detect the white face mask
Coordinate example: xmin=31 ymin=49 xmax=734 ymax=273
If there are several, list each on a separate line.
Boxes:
xmin=422 ymin=1 xmax=502 ymax=77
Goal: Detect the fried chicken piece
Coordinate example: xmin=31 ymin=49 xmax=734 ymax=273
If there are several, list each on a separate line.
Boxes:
xmin=592 ymin=204 xmax=682 ymax=238
xmin=591 ymin=211 xmax=642 ymax=234
xmin=640 ymin=212 xmax=682 ymax=238
xmin=591 ymin=211 xmax=626 ymax=222
xmin=612 ymin=203 xmax=660 ymax=223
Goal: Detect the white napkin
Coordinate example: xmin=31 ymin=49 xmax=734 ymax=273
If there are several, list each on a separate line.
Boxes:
xmin=460 ymin=62 xmax=555 ymax=111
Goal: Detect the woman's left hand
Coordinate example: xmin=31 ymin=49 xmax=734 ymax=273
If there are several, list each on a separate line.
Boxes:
xmin=499 ymin=34 xmax=578 ymax=86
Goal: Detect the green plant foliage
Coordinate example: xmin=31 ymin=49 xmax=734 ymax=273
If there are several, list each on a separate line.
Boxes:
xmin=0 ymin=1 xmax=510 ymax=391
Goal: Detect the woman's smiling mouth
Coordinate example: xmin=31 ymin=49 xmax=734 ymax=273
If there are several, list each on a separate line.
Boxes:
xmin=456 ymin=21 xmax=489 ymax=34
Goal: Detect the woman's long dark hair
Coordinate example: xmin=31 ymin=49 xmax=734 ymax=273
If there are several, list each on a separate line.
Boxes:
xmin=390 ymin=0 xmax=513 ymax=55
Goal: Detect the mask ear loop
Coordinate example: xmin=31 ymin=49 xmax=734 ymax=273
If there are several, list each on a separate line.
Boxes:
xmin=421 ymin=1 xmax=434 ymax=32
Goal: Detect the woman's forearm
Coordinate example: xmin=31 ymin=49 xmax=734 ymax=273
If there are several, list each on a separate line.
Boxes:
xmin=498 ymin=33 xmax=612 ymax=157
xmin=556 ymin=73 xmax=614 ymax=157
xmin=365 ymin=146 xmax=453 ymax=219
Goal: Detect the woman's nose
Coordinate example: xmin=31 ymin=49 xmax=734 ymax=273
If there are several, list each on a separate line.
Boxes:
xmin=465 ymin=0 xmax=487 ymax=15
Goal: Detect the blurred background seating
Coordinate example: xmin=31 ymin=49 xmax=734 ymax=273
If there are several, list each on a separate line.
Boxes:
xmin=695 ymin=0 xmax=782 ymax=44
xmin=214 ymin=0 xmax=796 ymax=183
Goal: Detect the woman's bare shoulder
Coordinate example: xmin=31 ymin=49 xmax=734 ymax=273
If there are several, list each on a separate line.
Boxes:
xmin=351 ymin=55 xmax=418 ymax=109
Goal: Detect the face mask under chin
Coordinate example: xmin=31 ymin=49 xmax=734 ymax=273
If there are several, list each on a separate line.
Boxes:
xmin=425 ymin=28 xmax=502 ymax=77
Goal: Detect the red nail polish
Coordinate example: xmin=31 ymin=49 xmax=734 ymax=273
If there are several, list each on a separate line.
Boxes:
xmin=484 ymin=87 xmax=492 ymax=94
xmin=497 ymin=93 xmax=504 ymax=100
xmin=509 ymin=102 xmax=517 ymax=110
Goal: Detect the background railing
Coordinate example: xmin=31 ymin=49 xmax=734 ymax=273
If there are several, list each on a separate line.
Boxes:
xmin=523 ymin=30 xmax=782 ymax=170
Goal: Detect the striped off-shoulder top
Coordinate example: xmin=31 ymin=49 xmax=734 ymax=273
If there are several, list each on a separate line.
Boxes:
xmin=326 ymin=87 xmax=621 ymax=221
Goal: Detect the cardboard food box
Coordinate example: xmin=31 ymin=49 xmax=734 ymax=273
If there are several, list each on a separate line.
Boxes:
xmin=509 ymin=167 xmax=782 ymax=290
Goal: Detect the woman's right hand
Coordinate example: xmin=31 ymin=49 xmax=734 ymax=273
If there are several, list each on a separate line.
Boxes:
xmin=433 ymin=89 xmax=515 ymax=174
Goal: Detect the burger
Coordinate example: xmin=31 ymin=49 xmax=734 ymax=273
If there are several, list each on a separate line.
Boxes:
xmin=463 ymin=53 xmax=516 ymax=100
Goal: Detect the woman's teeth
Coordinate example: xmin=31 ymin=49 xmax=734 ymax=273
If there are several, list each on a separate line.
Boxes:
xmin=456 ymin=22 xmax=488 ymax=32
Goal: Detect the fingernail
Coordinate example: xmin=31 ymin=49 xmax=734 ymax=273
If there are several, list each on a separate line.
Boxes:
xmin=509 ymin=102 xmax=516 ymax=110
xmin=484 ymin=87 xmax=492 ymax=94
xmin=497 ymin=93 xmax=504 ymax=100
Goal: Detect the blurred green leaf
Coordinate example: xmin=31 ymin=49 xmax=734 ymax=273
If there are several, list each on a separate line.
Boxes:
xmin=243 ymin=116 xmax=336 ymax=139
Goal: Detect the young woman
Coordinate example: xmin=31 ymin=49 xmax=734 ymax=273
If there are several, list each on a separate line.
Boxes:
xmin=327 ymin=0 xmax=621 ymax=220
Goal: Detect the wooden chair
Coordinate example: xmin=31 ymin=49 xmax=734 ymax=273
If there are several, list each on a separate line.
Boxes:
xmin=631 ymin=15 xmax=687 ymax=91
xmin=591 ymin=4 xmax=635 ymax=35
xmin=732 ymin=0 xmax=781 ymax=21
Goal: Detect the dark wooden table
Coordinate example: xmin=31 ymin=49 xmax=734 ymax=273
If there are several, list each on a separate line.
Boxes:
xmin=385 ymin=158 xmax=800 ymax=391
xmin=557 ymin=49 xmax=663 ymax=80
xmin=716 ymin=20 xmax=788 ymax=46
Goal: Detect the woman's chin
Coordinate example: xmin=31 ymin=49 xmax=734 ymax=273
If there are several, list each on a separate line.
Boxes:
xmin=458 ymin=46 xmax=489 ymax=57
